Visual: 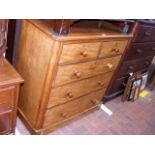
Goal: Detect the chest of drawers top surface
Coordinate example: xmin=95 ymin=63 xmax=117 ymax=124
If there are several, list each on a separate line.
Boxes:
xmin=0 ymin=58 xmax=23 ymax=87
xmin=28 ymin=19 xmax=132 ymax=42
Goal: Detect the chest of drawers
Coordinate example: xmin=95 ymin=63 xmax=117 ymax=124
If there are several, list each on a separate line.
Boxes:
xmin=104 ymin=20 xmax=155 ymax=101
xmin=16 ymin=20 xmax=132 ymax=134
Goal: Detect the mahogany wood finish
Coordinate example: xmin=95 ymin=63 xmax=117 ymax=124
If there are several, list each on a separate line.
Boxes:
xmin=104 ymin=20 xmax=155 ymax=102
xmin=0 ymin=19 xmax=23 ymax=135
xmin=16 ymin=19 xmax=132 ymax=134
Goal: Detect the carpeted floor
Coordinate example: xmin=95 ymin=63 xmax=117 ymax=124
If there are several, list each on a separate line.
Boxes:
xmin=16 ymin=89 xmax=155 ymax=135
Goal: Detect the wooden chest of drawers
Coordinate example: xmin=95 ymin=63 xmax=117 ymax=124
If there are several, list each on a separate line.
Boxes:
xmin=0 ymin=57 xmax=23 ymax=134
xmin=16 ymin=20 xmax=131 ymax=134
xmin=104 ymin=20 xmax=155 ymax=101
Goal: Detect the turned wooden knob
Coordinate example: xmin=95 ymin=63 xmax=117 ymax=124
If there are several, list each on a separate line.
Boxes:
xmin=80 ymin=51 xmax=88 ymax=57
xmin=145 ymin=61 xmax=150 ymax=65
xmin=98 ymin=81 xmax=104 ymax=86
xmin=60 ymin=112 xmax=67 ymax=118
xmin=122 ymin=82 xmax=127 ymax=87
xmin=128 ymin=65 xmax=134 ymax=70
xmin=151 ymin=47 xmax=155 ymax=51
xmin=74 ymin=71 xmax=81 ymax=78
xmin=66 ymin=92 xmax=73 ymax=98
xmin=113 ymin=48 xmax=120 ymax=53
xmin=145 ymin=32 xmax=151 ymax=36
xmin=136 ymin=49 xmax=142 ymax=54
xmin=106 ymin=63 xmax=113 ymax=69
xmin=91 ymin=99 xmax=98 ymax=105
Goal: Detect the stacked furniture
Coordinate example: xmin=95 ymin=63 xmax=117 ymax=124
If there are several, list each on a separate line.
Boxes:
xmin=0 ymin=20 xmax=23 ymax=134
xmin=16 ymin=20 xmax=132 ymax=134
xmin=104 ymin=20 xmax=155 ymax=101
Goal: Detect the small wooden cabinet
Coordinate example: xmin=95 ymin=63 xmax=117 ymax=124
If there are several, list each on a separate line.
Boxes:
xmin=16 ymin=20 xmax=132 ymax=134
xmin=0 ymin=57 xmax=23 ymax=134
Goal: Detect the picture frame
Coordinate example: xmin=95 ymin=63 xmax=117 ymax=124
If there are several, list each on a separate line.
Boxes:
xmin=140 ymin=72 xmax=148 ymax=91
xmin=122 ymin=72 xmax=142 ymax=102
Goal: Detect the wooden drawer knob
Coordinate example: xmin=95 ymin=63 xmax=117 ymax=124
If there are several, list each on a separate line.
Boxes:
xmin=113 ymin=48 xmax=120 ymax=53
xmin=98 ymin=81 xmax=104 ymax=86
xmin=144 ymin=32 xmax=151 ymax=37
xmin=60 ymin=112 xmax=67 ymax=118
xmin=74 ymin=71 xmax=81 ymax=78
xmin=80 ymin=51 xmax=88 ymax=57
xmin=122 ymin=82 xmax=126 ymax=87
xmin=106 ymin=63 xmax=113 ymax=69
xmin=136 ymin=49 xmax=142 ymax=54
xmin=66 ymin=92 xmax=73 ymax=98
xmin=145 ymin=61 xmax=150 ymax=65
xmin=91 ymin=99 xmax=98 ymax=105
xmin=151 ymin=47 xmax=155 ymax=51
xmin=128 ymin=65 xmax=134 ymax=70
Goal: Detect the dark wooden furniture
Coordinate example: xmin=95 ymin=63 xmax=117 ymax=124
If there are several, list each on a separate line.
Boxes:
xmin=104 ymin=20 xmax=155 ymax=102
xmin=16 ymin=19 xmax=132 ymax=134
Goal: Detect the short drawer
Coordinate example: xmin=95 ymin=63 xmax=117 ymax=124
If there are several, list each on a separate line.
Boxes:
xmin=44 ymin=89 xmax=105 ymax=127
xmin=48 ymin=72 xmax=113 ymax=108
xmin=0 ymin=111 xmax=12 ymax=134
xmin=134 ymin=25 xmax=155 ymax=42
xmin=99 ymin=40 xmax=128 ymax=58
xmin=125 ymin=42 xmax=155 ymax=60
xmin=54 ymin=55 xmax=121 ymax=86
xmin=0 ymin=86 xmax=15 ymax=112
xmin=59 ymin=42 xmax=101 ymax=64
xmin=118 ymin=56 xmax=153 ymax=77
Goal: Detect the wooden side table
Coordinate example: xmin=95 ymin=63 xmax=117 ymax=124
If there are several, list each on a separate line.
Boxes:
xmin=0 ymin=56 xmax=23 ymax=134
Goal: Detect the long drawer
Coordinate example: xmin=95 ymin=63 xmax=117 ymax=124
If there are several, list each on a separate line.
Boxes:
xmin=134 ymin=25 xmax=155 ymax=43
xmin=118 ymin=56 xmax=153 ymax=77
xmin=44 ymin=89 xmax=105 ymax=127
xmin=0 ymin=86 xmax=15 ymax=113
xmin=59 ymin=42 xmax=101 ymax=64
xmin=48 ymin=72 xmax=113 ymax=108
xmin=125 ymin=42 xmax=155 ymax=60
xmin=54 ymin=55 xmax=121 ymax=86
xmin=99 ymin=40 xmax=128 ymax=58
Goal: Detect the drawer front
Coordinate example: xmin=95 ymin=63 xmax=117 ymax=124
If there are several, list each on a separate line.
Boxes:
xmin=126 ymin=42 xmax=155 ymax=60
xmin=44 ymin=89 xmax=105 ymax=127
xmin=99 ymin=40 xmax=128 ymax=58
xmin=59 ymin=42 xmax=101 ymax=64
xmin=54 ymin=55 xmax=121 ymax=86
xmin=118 ymin=56 xmax=153 ymax=77
xmin=48 ymin=72 xmax=113 ymax=108
xmin=0 ymin=111 xmax=12 ymax=134
xmin=0 ymin=86 xmax=15 ymax=112
xmin=134 ymin=25 xmax=155 ymax=42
